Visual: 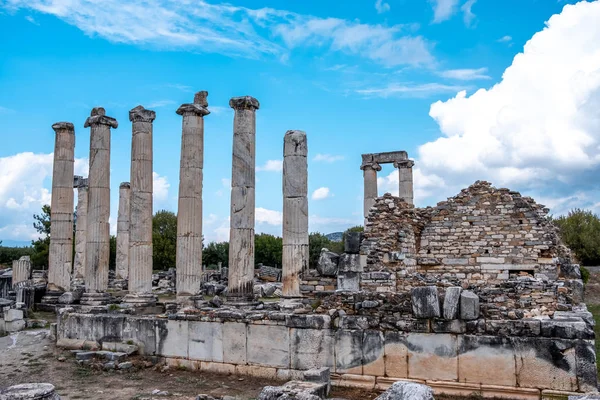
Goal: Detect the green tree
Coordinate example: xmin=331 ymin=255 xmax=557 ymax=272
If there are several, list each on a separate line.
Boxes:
xmin=308 ymin=232 xmax=333 ymax=269
xmin=152 ymin=210 xmax=177 ymax=271
xmin=30 ymin=205 xmax=51 ymax=268
xmin=109 ymin=235 xmax=117 ymax=270
xmin=554 ymin=209 xmax=600 ymax=266
xmin=255 ymin=233 xmax=283 ymax=267
xmin=203 ymin=241 xmax=229 ymax=269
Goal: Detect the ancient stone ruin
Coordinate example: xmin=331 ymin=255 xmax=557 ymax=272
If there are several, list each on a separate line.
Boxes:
xmin=0 ymin=91 xmax=597 ymax=400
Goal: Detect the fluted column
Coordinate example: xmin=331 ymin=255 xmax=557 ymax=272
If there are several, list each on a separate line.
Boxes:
xmin=360 ymin=161 xmax=381 ymax=220
xmin=395 ymin=159 xmax=415 ymax=206
xmin=125 ymin=105 xmax=157 ymax=306
xmin=82 ymin=108 xmax=117 ymax=305
xmin=176 ymin=93 xmax=209 ymax=299
xmin=48 ymin=122 xmax=75 ymax=293
xmin=73 ymin=178 xmax=88 ymax=282
xmin=227 ymin=96 xmax=259 ymax=303
xmin=115 ymin=182 xmax=131 ymax=281
xmin=282 ymin=130 xmax=308 ymax=297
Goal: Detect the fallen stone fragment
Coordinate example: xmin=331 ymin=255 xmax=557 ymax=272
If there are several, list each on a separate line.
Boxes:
xmin=0 ymin=383 xmax=61 ymax=400
xmin=460 ymin=290 xmax=479 ymax=320
xmin=375 ymin=381 xmax=434 ymax=400
xmin=411 ymin=286 xmax=440 ymax=319
xmin=316 ymin=249 xmax=339 ymax=277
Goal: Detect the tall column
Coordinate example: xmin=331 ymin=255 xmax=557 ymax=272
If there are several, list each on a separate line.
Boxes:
xmin=360 ymin=161 xmax=381 ymax=220
xmin=395 ymin=159 xmax=415 ymax=206
xmin=115 ymin=182 xmax=131 ymax=281
xmin=81 ymin=107 xmax=117 ymax=306
xmin=73 ymin=178 xmax=88 ymax=284
xmin=48 ymin=122 xmax=75 ymax=295
xmin=176 ymin=93 xmax=209 ymax=299
xmin=227 ymin=96 xmax=259 ymax=303
xmin=126 ymin=105 xmax=157 ymax=306
xmin=282 ymin=130 xmax=308 ymax=297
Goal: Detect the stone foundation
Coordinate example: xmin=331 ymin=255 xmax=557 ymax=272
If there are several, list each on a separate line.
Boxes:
xmin=57 ymin=310 xmax=597 ymax=399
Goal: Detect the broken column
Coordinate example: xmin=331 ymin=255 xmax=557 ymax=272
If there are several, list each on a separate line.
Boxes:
xmin=47 ymin=122 xmax=75 ymax=299
xmin=126 ymin=106 xmax=157 ymax=306
xmin=282 ymin=130 xmax=308 ymax=297
xmin=12 ymin=256 xmax=31 ymax=287
xmin=227 ymin=96 xmax=260 ymax=303
xmin=360 ymin=157 xmax=381 ymax=220
xmin=176 ymin=93 xmax=209 ymax=300
xmin=81 ymin=108 xmax=117 ymax=306
xmin=395 ymin=159 xmax=415 ymax=206
xmin=115 ymin=182 xmax=130 ymax=281
xmin=73 ymin=177 xmax=88 ymax=285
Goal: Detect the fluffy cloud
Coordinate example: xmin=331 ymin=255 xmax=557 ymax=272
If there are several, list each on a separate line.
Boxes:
xmin=417 ymin=1 xmax=600 ymax=212
xmin=312 ymin=187 xmax=331 ymax=200
xmin=439 ymin=68 xmax=490 ymax=81
xmin=0 ymin=152 xmax=88 ymax=242
xmin=375 ymin=0 xmax=390 ymax=14
xmin=430 ymin=0 xmax=460 ymax=23
xmin=152 ymin=171 xmax=170 ymax=207
xmin=461 ymin=0 xmax=478 ymax=27
xmin=257 ymin=160 xmax=283 ymax=172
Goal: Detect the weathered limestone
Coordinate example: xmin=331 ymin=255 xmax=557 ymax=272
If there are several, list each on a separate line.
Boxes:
xmin=282 ymin=130 xmax=308 ymax=297
xmin=394 ymin=159 xmax=414 ymax=206
xmin=82 ymin=108 xmax=117 ymax=305
xmin=360 ymin=161 xmax=381 ymax=219
xmin=12 ymin=256 xmax=31 ymax=287
xmin=73 ymin=178 xmax=88 ymax=281
xmin=115 ymin=182 xmax=131 ymax=280
xmin=127 ymin=105 xmax=156 ymax=304
xmin=227 ymin=96 xmax=260 ymax=302
xmin=176 ymin=93 xmax=209 ymax=299
xmin=47 ymin=122 xmax=75 ymax=294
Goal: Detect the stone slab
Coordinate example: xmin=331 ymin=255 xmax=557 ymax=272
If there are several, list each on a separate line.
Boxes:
xmin=247 ymin=324 xmax=290 ymax=368
xmin=189 ymin=321 xmax=224 ymax=362
xmin=406 ymin=333 xmax=457 ymax=381
xmin=223 ymin=322 xmax=247 ymax=365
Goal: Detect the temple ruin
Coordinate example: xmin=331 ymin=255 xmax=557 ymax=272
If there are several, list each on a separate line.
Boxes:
xmin=0 ymin=91 xmax=596 ymax=399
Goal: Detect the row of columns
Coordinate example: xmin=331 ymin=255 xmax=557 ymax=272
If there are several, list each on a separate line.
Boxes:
xmin=46 ymin=93 xmax=311 ymax=305
xmin=361 ymin=159 xmax=415 ymax=220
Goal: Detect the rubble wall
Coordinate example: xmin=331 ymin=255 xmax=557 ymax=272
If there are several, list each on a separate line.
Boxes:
xmin=57 ymin=311 xmax=597 ymax=398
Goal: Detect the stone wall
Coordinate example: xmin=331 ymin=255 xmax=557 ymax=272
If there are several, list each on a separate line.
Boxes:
xmin=57 ymin=310 xmax=597 ymax=398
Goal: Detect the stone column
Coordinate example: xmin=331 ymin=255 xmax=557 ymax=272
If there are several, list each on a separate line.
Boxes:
xmin=12 ymin=256 xmax=31 ymax=288
xmin=395 ymin=159 xmax=415 ymax=206
xmin=176 ymin=93 xmax=209 ymax=299
xmin=360 ymin=160 xmax=381 ymax=220
xmin=81 ymin=108 xmax=117 ymax=306
xmin=47 ymin=122 xmax=75 ymax=296
xmin=115 ymin=182 xmax=131 ymax=281
xmin=227 ymin=96 xmax=259 ymax=303
xmin=73 ymin=177 xmax=88 ymax=285
xmin=282 ymin=130 xmax=308 ymax=297
xmin=126 ymin=106 xmax=157 ymax=306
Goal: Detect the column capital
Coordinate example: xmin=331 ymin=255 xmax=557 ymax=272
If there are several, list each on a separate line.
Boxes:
xmin=393 ymin=159 xmax=415 ymax=169
xmin=84 ymin=107 xmax=118 ymax=128
xmin=360 ymin=162 xmax=382 ymax=172
xmin=129 ymin=105 xmax=156 ymax=123
xmin=52 ymin=122 xmax=74 ymax=132
xmin=176 ymin=103 xmax=210 ymax=117
xmin=229 ymin=96 xmax=260 ymax=111
xmin=119 ymin=182 xmax=131 ymax=189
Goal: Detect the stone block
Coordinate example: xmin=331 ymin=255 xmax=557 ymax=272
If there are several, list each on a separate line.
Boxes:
xmin=122 ymin=317 xmax=157 ymax=355
xmin=5 ymin=319 xmax=25 ymax=332
xmin=337 ymin=272 xmax=360 ymax=291
xmin=290 ymin=328 xmax=334 ymax=370
xmin=541 ymin=320 xmax=594 ymax=339
xmin=406 ymin=333 xmax=457 ymax=381
xmin=458 ymin=335 xmax=516 ymax=386
xmin=432 ymin=319 xmax=466 ymax=333
xmin=512 ymin=337 xmax=578 ymax=391
xmin=575 ymin=340 xmax=598 ymax=393
xmin=3 ymin=308 xmax=23 ymax=322
xmin=283 ymin=198 xmax=309 ymax=245
xmin=223 ymin=322 xmax=247 ymax=365
xmin=338 ymin=254 xmax=361 ymax=272
xmin=236 ymin=364 xmax=278 ymax=380
xmin=443 ymin=287 xmax=462 ymax=320
xmin=286 ymin=314 xmax=331 ymax=329
xmin=284 ymin=130 xmax=308 ymax=157
xmin=230 ymin=186 xmax=255 ymax=229
xmin=158 ymin=319 xmax=188 ymax=358
xmin=316 ymin=250 xmax=339 ymax=277
xmin=283 ymin=155 xmax=308 ymax=198
xmin=189 ymin=321 xmax=224 ymax=362
xmin=344 ymin=232 xmax=363 ymax=254
xmin=560 ymin=264 xmax=582 ymax=279
xmin=411 ymin=286 xmax=440 ymax=319
xmin=200 ymin=361 xmax=236 ymax=375
xmin=304 ymin=367 xmax=331 ymax=384
xmin=334 ymin=330 xmax=363 ymax=374
xmin=362 ymin=330 xmax=385 ymax=376
xmin=460 ymin=291 xmax=479 ymax=320
xmin=384 ymin=331 xmax=408 ymax=378
xmin=247 ymin=324 xmax=290 ymax=368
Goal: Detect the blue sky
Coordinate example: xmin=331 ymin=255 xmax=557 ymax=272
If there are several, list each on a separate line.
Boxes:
xmin=1 ymin=0 xmax=599 ymax=246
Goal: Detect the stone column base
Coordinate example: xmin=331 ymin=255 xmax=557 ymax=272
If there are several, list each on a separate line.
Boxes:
xmin=121 ymin=293 xmax=157 ymax=307
xmin=0 ymin=383 xmax=60 ymax=400
xmin=41 ymin=290 xmax=63 ymax=304
xmin=225 ymin=295 xmax=259 ymax=307
xmin=80 ymin=292 xmax=112 ymax=306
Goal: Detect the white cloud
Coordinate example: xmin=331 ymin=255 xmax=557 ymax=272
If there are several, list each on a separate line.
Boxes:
xmin=416 ymin=1 xmax=600 ymax=211
xmin=313 ymin=154 xmax=344 ymax=163
xmin=256 ymin=207 xmax=283 ymax=225
xmin=356 ymin=82 xmax=467 ymax=98
xmin=439 ymin=68 xmax=490 ymax=81
xmin=152 ymin=172 xmax=169 ymax=205
xmin=461 ymin=0 xmax=477 ymax=27
xmin=497 ymin=35 xmax=512 ymax=43
xmin=3 ymin=0 xmax=435 ymax=68
xmin=257 ymin=159 xmax=283 ymax=172
xmin=312 ymin=187 xmax=332 ymax=200
xmin=0 ymin=152 xmax=87 ymax=242
xmin=375 ymin=0 xmax=390 ymax=14
xmin=430 ymin=0 xmax=459 ymax=23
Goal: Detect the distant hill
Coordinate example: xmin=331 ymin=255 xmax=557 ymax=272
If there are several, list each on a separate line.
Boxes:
xmin=325 ymin=232 xmax=343 ymax=242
